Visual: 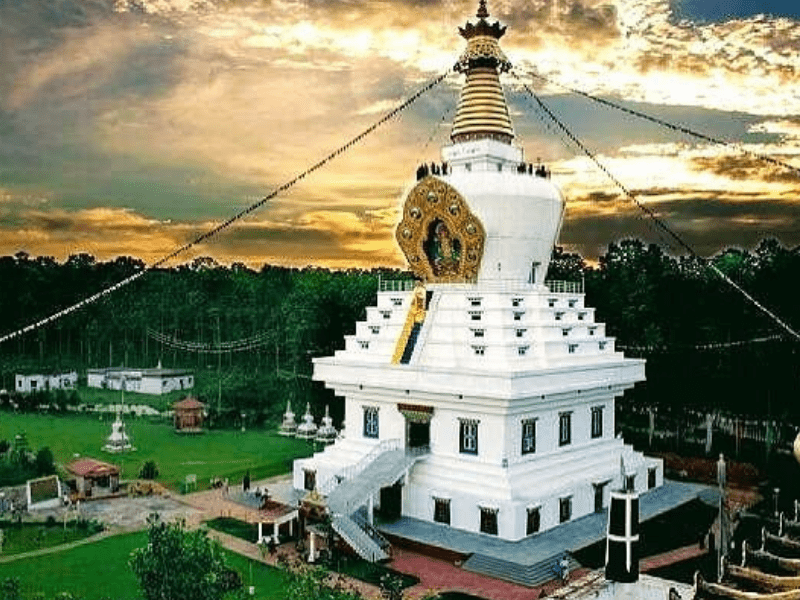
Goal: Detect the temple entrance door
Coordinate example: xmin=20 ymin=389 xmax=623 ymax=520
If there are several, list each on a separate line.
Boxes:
xmin=379 ymin=480 xmax=402 ymax=521
xmin=407 ymin=421 xmax=430 ymax=450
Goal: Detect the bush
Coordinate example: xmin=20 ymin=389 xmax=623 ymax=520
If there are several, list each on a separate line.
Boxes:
xmin=139 ymin=460 xmax=159 ymax=480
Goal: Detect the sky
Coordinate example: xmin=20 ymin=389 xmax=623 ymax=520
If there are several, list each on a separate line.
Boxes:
xmin=1 ymin=0 xmax=799 ymax=269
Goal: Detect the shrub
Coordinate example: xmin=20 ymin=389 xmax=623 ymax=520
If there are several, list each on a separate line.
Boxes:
xmin=139 ymin=460 xmax=159 ymax=480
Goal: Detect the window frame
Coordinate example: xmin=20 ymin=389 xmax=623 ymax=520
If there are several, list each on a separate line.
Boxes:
xmin=559 ymin=496 xmax=572 ymax=523
xmin=559 ymin=412 xmax=572 ymax=446
xmin=459 ymin=419 xmax=479 ymax=455
xmin=479 ymin=507 xmax=498 ymax=535
xmin=521 ymin=419 xmax=536 ymax=455
xmin=591 ymin=406 xmax=603 ymax=439
xmin=433 ymin=498 xmax=451 ymax=524
xmin=363 ymin=406 xmax=379 ymax=439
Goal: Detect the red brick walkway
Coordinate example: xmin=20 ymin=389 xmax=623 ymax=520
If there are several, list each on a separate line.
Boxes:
xmin=640 ymin=543 xmax=708 ymax=572
xmin=389 ymin=547 xmax=589 ymax=600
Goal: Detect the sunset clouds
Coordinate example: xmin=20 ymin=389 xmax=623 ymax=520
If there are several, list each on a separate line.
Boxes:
xmin=0 ymin=0 xmax=799 ymax=267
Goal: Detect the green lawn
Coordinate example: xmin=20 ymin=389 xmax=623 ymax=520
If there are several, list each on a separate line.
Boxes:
xmin=0 ymin=520 xmax=100 ymax=555
xmin=207 ymin=517 xmax=258 ymax=543
xmin=0 ymin=531 xmax=289 ymax=600
xmin=0 ymin=412 xmax=314 ymax=491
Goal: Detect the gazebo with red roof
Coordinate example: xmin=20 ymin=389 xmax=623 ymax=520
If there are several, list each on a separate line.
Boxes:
xmin=66 ymin=458 xmax=120 ymax=497
xmin=173 ymin=396 xmax=205 ymax=433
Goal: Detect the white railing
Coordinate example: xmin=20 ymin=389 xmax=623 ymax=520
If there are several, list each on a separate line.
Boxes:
xmin=378 ymin=278 xmax=416 ymax=292
xmin=545 ymin=280 xmax=584 ymax=294
xmin=317 ymin=438 xmax=402 ymax=496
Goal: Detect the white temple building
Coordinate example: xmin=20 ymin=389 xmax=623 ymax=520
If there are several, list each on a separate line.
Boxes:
xmin=293 ymin=0 xmax=664 ymax=568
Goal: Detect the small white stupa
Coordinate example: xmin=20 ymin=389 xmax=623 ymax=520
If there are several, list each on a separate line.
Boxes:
xmin=103 ymin=410 xmax=135 ymax=453
xmin=279 ymin=400 xmax=298 ymax=436
xmin=296 ymin=403 xmax=318 ymax=440
xmin=315 ymin=405 xmax=338 ymax=444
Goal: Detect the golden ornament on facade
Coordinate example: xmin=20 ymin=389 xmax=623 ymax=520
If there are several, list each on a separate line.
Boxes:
xmin=396 ymin=176 xmax=486 ymax=283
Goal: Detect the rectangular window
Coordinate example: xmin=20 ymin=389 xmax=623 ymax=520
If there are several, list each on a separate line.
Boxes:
xmin=568 ymin=299 xmax=576 ymax=308
xmin=589 ymin=327 xmax=596 ymax=336
xmin=472 ymin=329 xmax=485 ymax=338
xmin=648 ymin=467 xmax=657 ymax=489
xmin=369 ymin=326 xmax=380 ymax=334
xmin=380 ymin=310 xmax=391 ymax=320
xmin=480 ymin=507 xmax=498 ymax=535
xmin=434 ymin=498 xmax=451 ymax=524
xmin=591 ymin=406 xmax=603 ymax=439
xmin=472 ymin=345 xmax=485 ymax=356
xmin=599 ymin=341 xmax=607 ymax=350
xmin=555 ymin=312 xmax=564 ymax=321
xmin=578 ymin=312 xmax=586 ymax=321
xmin=568 ymin=344 xmax=578 ymax=354
xmin=626 ymin=475 xmax=636 ymax=492
xmin=560 ymin=496 xmax=572 ymax=523
xmin=469 ymin=297 xmax=482 ymax=307
xmin=559 ymin=412 xmax=572 ymax=446
xmin=518 ymin=346 xmax=529 ymax=356
xmin=526 ymin=507 xmax=541 ymax=535
xmin=459 ymin=419 xmax=479 ymax=455
xmin=562 ymin=328 xmax=570 ymax=337
xmin=512 ymin=297 xmax=523 ymax=308
xmin=548 ymin=299 xmax=557 ymax=308
xmin=513 ymin=312 xmax=524 ymax=321
xmin=303 ymin=469 xmax=316 ymax=491
xmin=358 ymin=340 xmax=369 ymax=350
xmin=469 ymin=311 xmax=482 ymax=321
xmin=363 ymin=407 xmax=379 ymax=439
xmin=515 ymin=328 xmax=526 ymax=338
xmin=521 ymin=419 xmax=536 ymax=455
xmin=391 ymin=297 xmax=403 ymax=306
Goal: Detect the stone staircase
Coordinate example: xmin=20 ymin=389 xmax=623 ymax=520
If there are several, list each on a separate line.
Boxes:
xmin=331 ymin=514 xmax=390 ymax=562
xmin=326 ymin=448 xmax=426 ymax=562
xmin=462 ymin=551 xmax=581 ymax=587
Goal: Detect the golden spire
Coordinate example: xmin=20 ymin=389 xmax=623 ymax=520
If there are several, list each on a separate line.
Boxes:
xmin=451 ymin=1 xmax=514 ymax=144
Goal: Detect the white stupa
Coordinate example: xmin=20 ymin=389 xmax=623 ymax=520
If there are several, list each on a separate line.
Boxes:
xmin=279 ymin=400 xmax=298 ymax=436
xmin=296 ymin=403 xmax=318 ymax=440
xmin=103 ymin=410 xmax=135 ymax=453
xmin=315 ymin=405 xmax=338 ymax=444
xmin=293 ymin=0 xmax=663 ymax=564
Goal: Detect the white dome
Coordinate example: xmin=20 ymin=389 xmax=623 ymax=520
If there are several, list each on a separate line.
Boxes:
xmin=441 ymin=139 xmax=564 ymax=286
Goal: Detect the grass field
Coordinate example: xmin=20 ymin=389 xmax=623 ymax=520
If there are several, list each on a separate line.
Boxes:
xmin=0 ymin=412 xmax=314 ymax=491
xmin=0 ymin=531 xmax=289 ymax=600
xmin=0 ymin=520 xmax=100 ymax=555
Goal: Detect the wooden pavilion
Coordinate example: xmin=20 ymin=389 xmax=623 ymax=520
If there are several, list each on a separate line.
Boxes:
xmin=173 ymin=396 xmax=205 ymax=433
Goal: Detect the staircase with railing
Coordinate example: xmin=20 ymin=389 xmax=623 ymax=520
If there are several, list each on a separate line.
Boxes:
xmin=319 ymin=441 xmax=429 ymax=562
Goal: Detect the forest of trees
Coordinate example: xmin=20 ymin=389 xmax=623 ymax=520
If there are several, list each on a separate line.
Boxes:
xmin=0 ymin=237 xmax=798 ymax=426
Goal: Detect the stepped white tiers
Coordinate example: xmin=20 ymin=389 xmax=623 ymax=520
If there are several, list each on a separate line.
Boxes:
xmin=293 ymin=0 xmax=662 ymax=548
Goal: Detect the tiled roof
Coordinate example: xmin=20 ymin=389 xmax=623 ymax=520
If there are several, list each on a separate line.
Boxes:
xmin=173 ymin=397 xmax=204 ymax=409
xmin=67 ymin=458 xmax=119 ymax=477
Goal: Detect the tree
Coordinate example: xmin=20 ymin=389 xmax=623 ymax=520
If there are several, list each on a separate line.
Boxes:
xmin=34 ymin=447 xmax=55 ymax=476
xmin=129 ymin=515 xmax=241 ymax=600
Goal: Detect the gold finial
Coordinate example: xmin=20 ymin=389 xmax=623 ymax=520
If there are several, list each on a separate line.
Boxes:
xmin=477 ymin=0 xmax=489 ymax=19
